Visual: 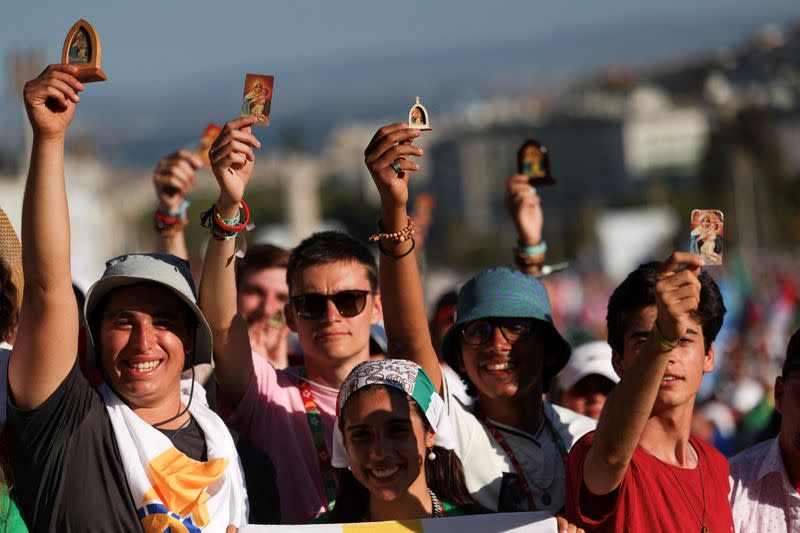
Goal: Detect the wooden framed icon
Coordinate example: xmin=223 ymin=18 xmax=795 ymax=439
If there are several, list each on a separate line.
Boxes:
xmin=517 ymin=139 xmax=555 ymax=186
xmin=408 ymin=96 xmax=432 ymax=131
xmin=241 ymin=74 xmax=274 ymax=127
xmin=61 ymin=19 xmax=107 ymax=83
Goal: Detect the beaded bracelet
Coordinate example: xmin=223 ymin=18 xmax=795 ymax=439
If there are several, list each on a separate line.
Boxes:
xmin=652 ymin=322 xmax=679 ymax=351
xmin=378 ymin=238 xmax=416 ymax=259
xmin=369 ymin=217 xmax=415 ymax=243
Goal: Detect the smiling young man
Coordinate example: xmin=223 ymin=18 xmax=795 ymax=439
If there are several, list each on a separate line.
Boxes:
xmin=199 ymin=116 xmax=383 ymax=524
xmin=8 ymin=65 xmax=246 ymax=531
xmin=565 ymin=257 xmax=733 ymax=532
xmin=361 ymin=123 xmax=595 ymax=518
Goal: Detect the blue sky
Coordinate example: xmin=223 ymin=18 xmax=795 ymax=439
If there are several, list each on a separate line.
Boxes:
xmin=1 ymin=1 xmax=798 ymax=162
xmin=2 ymin=0 xmax=798 ymax=94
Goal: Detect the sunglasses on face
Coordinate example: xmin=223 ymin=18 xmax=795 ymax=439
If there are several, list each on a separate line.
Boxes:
xmin=290 ymin=290 xmax=371 ymax=320
xmin=461 ymin=317 xmax=535 ymax=345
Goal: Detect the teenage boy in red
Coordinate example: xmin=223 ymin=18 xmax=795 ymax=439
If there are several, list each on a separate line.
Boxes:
xmin=566 ymin=255 xmax=734 ymax=532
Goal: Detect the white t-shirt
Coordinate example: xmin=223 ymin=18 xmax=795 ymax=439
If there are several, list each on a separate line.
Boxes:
xmin=442 ymin=377 xmax=595 ymax=513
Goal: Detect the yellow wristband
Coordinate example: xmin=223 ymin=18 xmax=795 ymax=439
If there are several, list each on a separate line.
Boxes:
xmin=652 ymin=322 xmax=679 ymax=351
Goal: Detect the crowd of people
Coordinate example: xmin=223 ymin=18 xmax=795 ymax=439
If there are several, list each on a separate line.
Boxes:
xmin=0 ymin=64 xmax=797 ymax=532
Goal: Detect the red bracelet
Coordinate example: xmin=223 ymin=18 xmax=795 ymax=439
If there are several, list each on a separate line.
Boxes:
xmin=213 ymin=200 xmax=250 ymax=232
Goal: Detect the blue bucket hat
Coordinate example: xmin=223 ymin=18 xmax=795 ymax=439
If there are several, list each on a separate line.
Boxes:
xmin=440 ymin=267 xmax=570 ymax=393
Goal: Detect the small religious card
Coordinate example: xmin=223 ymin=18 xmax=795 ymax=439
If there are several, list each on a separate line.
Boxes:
xmin=690 ymin=210 xmax=724 ymax=265
xmin=517 ymin=139 xmax=555 ymax=186
xmin=408 ymin=96 xmax=432 ymax=131
xmin=241 ymin=74 xmax=274 ymax=126
xmin=61 ymin=19 xmax=107 ymax=83
xmin=197 ymin=123 xmax=222 ymax=167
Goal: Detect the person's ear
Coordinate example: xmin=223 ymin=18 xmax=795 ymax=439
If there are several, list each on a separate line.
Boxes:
xmin=370 ymin=292 xmax=383 ymax=326
xmin=611 ymin=350 xmax=624 ymax=379
xmin=285 ymin=302 xmax=298 ymax=333
xmin=703 ymin=344 xmax=715 ymax=374
xmin=775 ymin=376 xmax=785 ymax=415
xmin=425 ymin=428 xmax=436 ymax=450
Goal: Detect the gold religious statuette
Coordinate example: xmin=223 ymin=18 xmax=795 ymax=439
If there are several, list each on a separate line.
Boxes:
xmin=61 ymin=19 xmax=107 ymax=83
xmin=408 ymin=96 xmax=432 ymax=131
xmin=517 ymin=139 xmax=555 ymax=186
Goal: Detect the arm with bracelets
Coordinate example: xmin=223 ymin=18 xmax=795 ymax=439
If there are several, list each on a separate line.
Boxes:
xmin=198 ymin=115 xmax=260 ymax=405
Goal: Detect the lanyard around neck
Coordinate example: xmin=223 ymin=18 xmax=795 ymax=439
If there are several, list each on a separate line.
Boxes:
xmin=478 ymin=406 xmax=569 ymax=511
xmin=298 ymin=371 xmax=337 ymax=511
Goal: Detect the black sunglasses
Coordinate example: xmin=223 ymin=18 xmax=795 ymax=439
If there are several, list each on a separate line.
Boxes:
xmin=291 ymin=290 xmax=371 ymax=320
xmin=461 ymin=317 xmax=535 ymax=345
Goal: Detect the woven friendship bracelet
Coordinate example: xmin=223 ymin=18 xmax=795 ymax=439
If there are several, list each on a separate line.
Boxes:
xmin=200 ymin=201 xmax=250 ymax=240
xmin=154 ymin=200 xmax=191 ymax=234
xmin=514 ymin=240 xmax=548 ymax=257
xmin=652 ymin=321 xmax=679 ymax=351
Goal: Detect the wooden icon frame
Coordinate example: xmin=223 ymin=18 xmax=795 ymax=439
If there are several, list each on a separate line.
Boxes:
xmin=408 ymin=96 xmax=432 ymax=131
xmin=61 ymin=19 xmax=107 ymax=83
xmin=517 ymin=139 xmax=555 ymax=186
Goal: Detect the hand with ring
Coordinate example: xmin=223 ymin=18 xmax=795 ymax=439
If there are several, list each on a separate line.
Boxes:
xmin=364 ymin=123 xmax=424 ymax=211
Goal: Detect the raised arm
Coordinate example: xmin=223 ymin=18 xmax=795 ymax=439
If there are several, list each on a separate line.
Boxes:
xmin=363 ymin=124 xmax=442 ymax=390
xmin=153 ymin=150 xmax=202 ymax=258
xmin=582 ymin=252 xmax=704 ymax=495
xmin=198 ymin=116 xmax=260 ymax=404
xmin=506 ymin=174 xmax=545 ymax=276
xmin=9 ymin=65 xmax=84 ymax=409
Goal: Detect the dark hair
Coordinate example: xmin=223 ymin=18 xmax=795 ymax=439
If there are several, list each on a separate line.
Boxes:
xmin=0 ymin=259 xmax=19 ymax=344
xmin=236 ymin=243 xmax=290 ymax=286
xmin=286 ymin=231 xmax=377 ymax=293
xmin=327 ymin=385 xmax=488 ymax=522
xmin=606 ymin=261 xmax=726 ymax=356
xmin=782 ymin=328 xmax=800 ymax=377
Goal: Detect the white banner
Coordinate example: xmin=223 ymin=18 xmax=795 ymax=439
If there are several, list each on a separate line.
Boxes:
xmin=240 ymin=511 xmax=556 ymax=532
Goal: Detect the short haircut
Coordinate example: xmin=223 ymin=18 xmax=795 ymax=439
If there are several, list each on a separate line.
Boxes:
xmin=607 ymin=261 xmax=726 ymax=355
xmin=236 ymin=243 xmax=290 ymax=286
xmin=286 ymin=231 xmax=377 ymax=293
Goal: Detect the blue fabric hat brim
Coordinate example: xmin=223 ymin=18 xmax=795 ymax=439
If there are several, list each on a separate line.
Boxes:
xmin=440 ymin=267 xmax=571 ymax=393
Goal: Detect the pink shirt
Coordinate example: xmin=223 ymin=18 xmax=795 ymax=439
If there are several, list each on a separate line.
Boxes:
xmin=223 ymin=354 xmax=337 ymax=524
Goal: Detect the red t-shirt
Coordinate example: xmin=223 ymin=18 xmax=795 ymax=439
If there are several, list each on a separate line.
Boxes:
xmin=566 ymin=431 xmax=734 ymax=533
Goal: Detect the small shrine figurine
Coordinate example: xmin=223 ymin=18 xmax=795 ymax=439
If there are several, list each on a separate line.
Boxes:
xmin=408 ymin=96 xmax=432 ymax=131
xmin=517 ymin=139 xmax=555 ymax=185
xmin=61 ymin=19 xmax=107 ymax=83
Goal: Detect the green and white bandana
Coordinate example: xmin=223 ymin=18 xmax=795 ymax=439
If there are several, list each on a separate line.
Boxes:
xmin=332 ymin=359 xmax=458 ymax=468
